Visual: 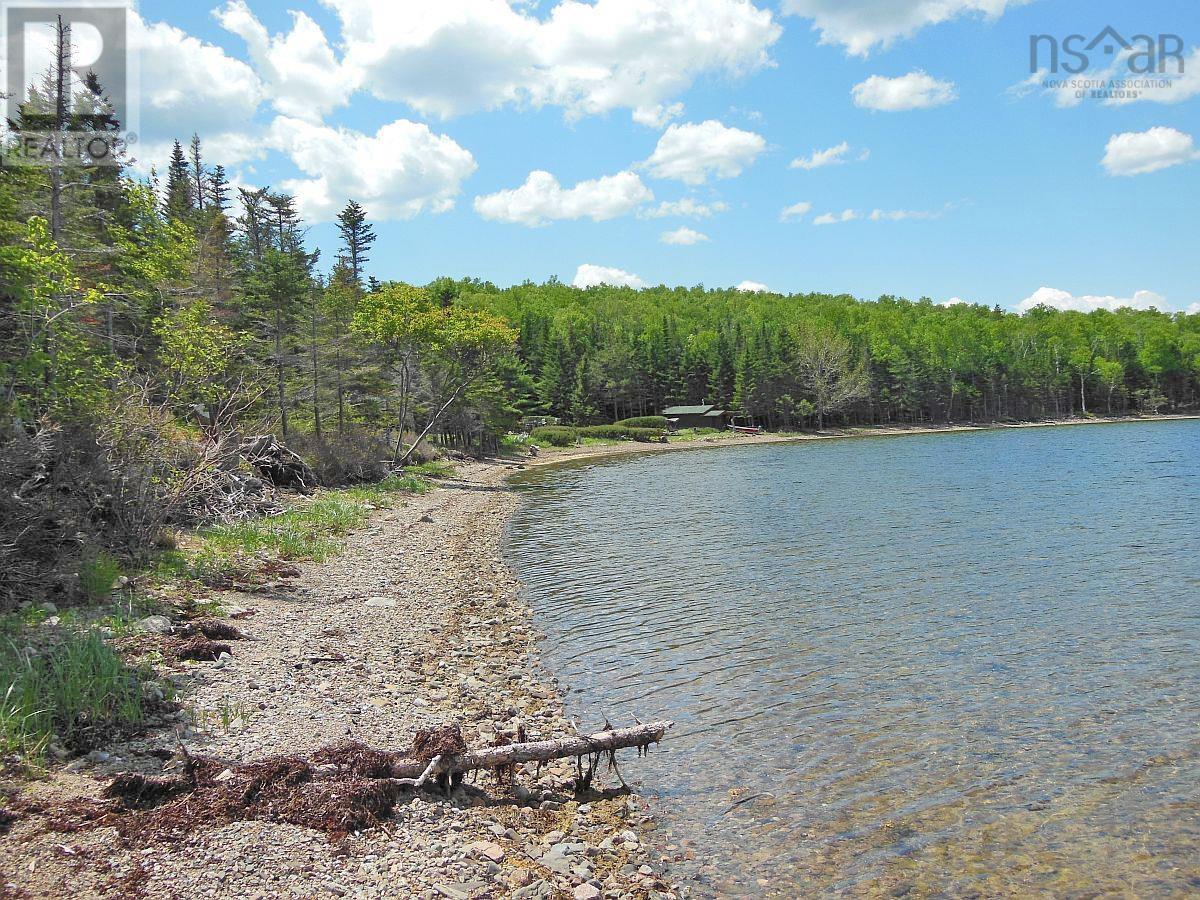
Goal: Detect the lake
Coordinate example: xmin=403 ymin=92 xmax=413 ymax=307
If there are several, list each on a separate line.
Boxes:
xmin=505 ymin=421 xmax=1200 ymax=897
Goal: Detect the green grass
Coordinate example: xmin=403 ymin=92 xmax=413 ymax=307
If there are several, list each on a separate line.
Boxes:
xmin=1 ymin=629 xmax=149 ymax=759
xmin=156 ymin=474 xmax=432 ymax=582
xmin=403 ymin=460 xmax=456 ymax=478
xmin=79 ymin=552 xmax=123 ymax=602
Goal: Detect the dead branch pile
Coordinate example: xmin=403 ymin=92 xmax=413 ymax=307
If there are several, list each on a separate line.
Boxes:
xmin=240 ymin=434 xmax=317 ymax=492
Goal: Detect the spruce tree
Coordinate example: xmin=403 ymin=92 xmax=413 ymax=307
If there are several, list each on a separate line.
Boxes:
xmin=335 ymin=200 xmax=376 ymax=287
xmin=163 ymin=140 xmax=194 ymax=219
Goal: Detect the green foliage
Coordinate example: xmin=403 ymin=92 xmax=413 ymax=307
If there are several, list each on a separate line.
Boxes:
xmin=577 ymin=424 xmax=663 ymax=441
xmin=175 ymin=476 xmax=430 ymax=580
xmin=616 ymin=415 xmax=669 ymax=428
xmin=530 ymin=425 xmax=578 ymax=446
xmin=0 ymin=629 xmax=149 ymax=758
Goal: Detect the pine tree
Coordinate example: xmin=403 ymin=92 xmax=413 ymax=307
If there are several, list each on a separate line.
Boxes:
xmin=189 ymin=134 xmax=205 ymax=213
xmin=207 ymin=165 xmax=231 ymax=212
xmin=335 ymin=200 xmax=376 ymax=287
xmin=163 ymin=140 xmax=194 ymax=219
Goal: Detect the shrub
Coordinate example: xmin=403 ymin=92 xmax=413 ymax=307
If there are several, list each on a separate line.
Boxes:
xmin=530 ymin=426 xmax=578 ymax=447
xmin=578 ymin=425 xmax=664 ymax=441
xmin=289 ymin=431 xmax=392 ymax=486
xmin=615 ymin=416 xmax=668 ymax=429
xmin=1 ymin=629 xmax=149 ymax=757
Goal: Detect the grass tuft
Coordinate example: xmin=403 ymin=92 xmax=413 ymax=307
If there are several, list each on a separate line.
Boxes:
xmin=1 ymin=630 xmax=149 ymax=759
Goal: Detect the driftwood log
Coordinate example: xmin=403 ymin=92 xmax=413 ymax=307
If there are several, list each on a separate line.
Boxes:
xmin=380 ymin=721 xmax=672 ymax=782
xmin=107 ymin=721 xmax=673 ymax=806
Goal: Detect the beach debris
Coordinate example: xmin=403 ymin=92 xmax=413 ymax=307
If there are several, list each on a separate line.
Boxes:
xmin=32 ymin=722 xmax=673 ymax=843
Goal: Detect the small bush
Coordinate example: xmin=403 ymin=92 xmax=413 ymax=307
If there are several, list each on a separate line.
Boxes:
xmin=578 ymin=425 xmax=664 ymax=441
xmin=290 ymin=431 xmax=392 ymax=487
xmin=530 ymin=426 xmax=578 ymax=447
xmin=1 ymin=629 xmax=149 ymax=758
xmin=615 ymin=416 xmax=668 ymax=429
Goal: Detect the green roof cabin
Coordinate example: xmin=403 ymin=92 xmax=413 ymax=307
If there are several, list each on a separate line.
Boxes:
xmin=662 ymin=404 xmax=730 ymax=430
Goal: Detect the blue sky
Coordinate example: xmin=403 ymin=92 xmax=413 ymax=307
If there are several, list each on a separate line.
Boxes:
xmin=130 ymin=0 xmax=1199 ymax=312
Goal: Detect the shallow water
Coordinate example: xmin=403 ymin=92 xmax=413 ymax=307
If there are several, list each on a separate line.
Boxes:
xmin=505 ymin=421 xmax=1200 ymax=898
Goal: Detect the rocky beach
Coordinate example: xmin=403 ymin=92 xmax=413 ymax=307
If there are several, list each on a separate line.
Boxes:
xmin=0 ymin=458 xmax=679 ymax=900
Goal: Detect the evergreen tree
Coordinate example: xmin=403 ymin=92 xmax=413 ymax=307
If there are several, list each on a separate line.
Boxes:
xmin=336 ymin=200 xmax=376 ymax=287
xmin=163 ymin=140 xmax=194 ymax=219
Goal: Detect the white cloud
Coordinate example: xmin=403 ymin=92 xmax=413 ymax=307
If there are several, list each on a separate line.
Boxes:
xmin=214 ymin=1 xmax=354 ymax=122
xmin=868 ymin=206 xmax=944 ymax=221
xmin=323 ymin=0 xmax=780 ymax=120
xmin=789 ymin=141 xmax=868 ymax=170
xmin=632 ymin=102 xmax=685 ymax=129
xmin=813 ymin=209 xmax=859 ymax=225
xmin=642 ymin=120 xmax=766 ymax=184
xmin=779 ymin=200 xmax=812 ymax=221
xmin=264 ymin=116 xmax=477 ymax=222
xmin=1186 ymin=302 xmax=1200 ymax=315
xmin=939 ymin=296 xmax=968 ymax=306
xmin=660 ymin=226 xmax=709 ymax=245
xmin=1101 ymin=127 xmax=1200 ymax=176
xmin=642 ymin=198 xmax=730 ymax=218
xmin=852 ymin=71 xmax=956 ymax=111
xmin=736 ymin=280 xmax=770 ymax=292
xmin=473 ymin=170 xmax=652 ymax=226
xmin=1016 ymin=286 xmax=1170 ymax=313
xmin=129 ymin=12 xmax=264 ymax=158
xmin=782 ymin=0 xmax=1030 ymax=57
xmin=573 ymin=264 xmax=647 ymax=289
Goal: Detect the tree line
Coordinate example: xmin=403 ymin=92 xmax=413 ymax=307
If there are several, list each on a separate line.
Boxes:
xmin=456 ymin=281 xmax=1200 ymax=429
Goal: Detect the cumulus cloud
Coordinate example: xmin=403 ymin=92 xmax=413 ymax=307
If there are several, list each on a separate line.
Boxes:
xmin=642 ymin=198 xmax=730 ymax=218
xmin=939 ymin=296 xmax=968 ymax=306
xmin=215 ymin=1 xmax=355 ymax=122
xmin=573 ymin=264 xmax=647 ymax=289
xmin=1016 ymin=286 xmax=1170 ymax=313
xmin=322 ymin=0 xmax=780 ymax=120
xmin=789 ymin=141 xmax=868 ymax=170
xmin=632 ymin=102 xmax=685 ymax=129
xmin=1101 ymin=127 xmax=1200 ymax=176
xmin=660 ymin=226 xmax=709 ymax=245
xmin=264 ymin=116 xmax=477 ymax=222
xmin=779 ymin=201 xmax=813 ymax=221
xmin=129 ymin=12 xmax=264 ymax=162
xmin=1186 ymin=302 xmax=1200 ymax=315
xmin=782 ymin=0 xmax=1030 ymax=56
xmin=852 ymin=71 xmax=956 ymax=111
xmin=642 ymin=120 xmax=767 ymax=184
xmin=813 ymin=208 xmax=858 ymax=225
xmin=736 ymin=280 xmax=770 ymax=292
xmin=473 ymin=170 xmax=653 ymax=226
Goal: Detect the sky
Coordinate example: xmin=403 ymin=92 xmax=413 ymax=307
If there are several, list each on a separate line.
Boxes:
xmin=117 ymin=1 xmax=1200 ymax=310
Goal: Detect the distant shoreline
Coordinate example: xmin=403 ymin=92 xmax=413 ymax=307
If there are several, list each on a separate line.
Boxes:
xmin=519 ymin=412 xmax=1200 ymax=471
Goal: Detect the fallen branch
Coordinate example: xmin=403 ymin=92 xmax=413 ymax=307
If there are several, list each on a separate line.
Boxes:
xmin=380 ymin=721 xmax=672 ymax=781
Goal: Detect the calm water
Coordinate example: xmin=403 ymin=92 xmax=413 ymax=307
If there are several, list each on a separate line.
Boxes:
xmin=505 ymin=421 xmax=1200 ymax=898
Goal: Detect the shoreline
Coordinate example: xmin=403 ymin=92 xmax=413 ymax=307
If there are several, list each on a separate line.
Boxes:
xmin=520 ymin=412 xmax=1200 ymax=471
xmin=2 ymin=461 xmax=680 ymax=899
xmin=3 ymin=411 xmax=1194 ymax=898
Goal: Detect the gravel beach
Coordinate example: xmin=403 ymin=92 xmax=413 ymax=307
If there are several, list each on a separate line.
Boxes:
xmin=1 ymin=458 xmax=679 ymax=900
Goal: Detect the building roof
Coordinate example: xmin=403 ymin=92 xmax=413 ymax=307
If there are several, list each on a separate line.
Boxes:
xmin=702 ymin=409 xmax=727 ymax=417
xmin=662 ymin=404 xmax=714 ymax=415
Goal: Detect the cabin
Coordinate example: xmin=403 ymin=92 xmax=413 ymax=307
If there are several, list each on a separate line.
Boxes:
xmin=662 ymin=404 xmax=730 ymax=430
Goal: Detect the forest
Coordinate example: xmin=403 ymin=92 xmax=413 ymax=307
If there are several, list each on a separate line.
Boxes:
xmin=2 ymin=29 xmax=1199 ymax=606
